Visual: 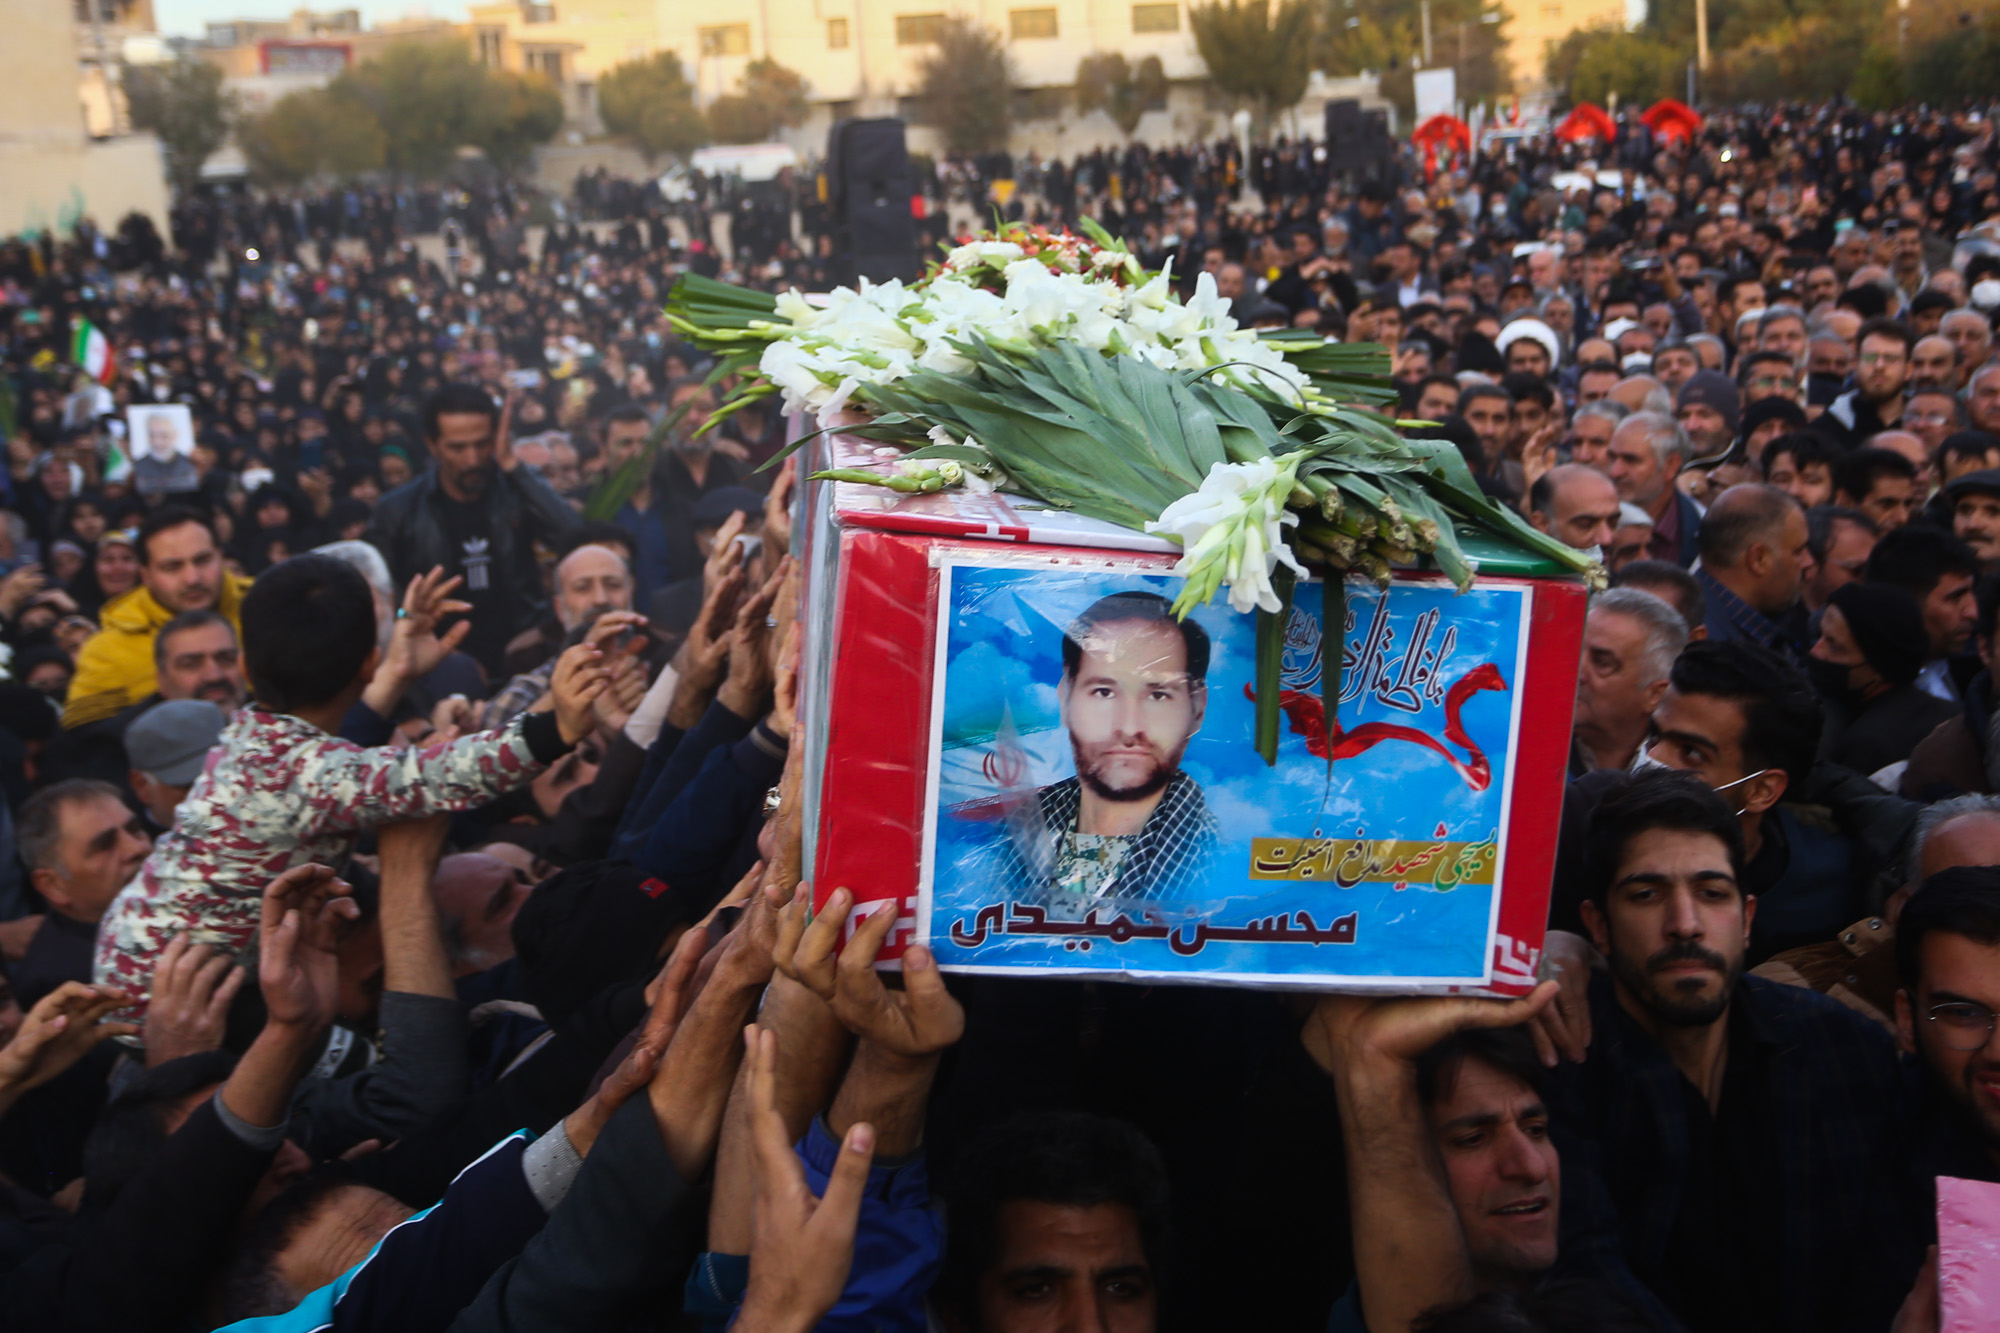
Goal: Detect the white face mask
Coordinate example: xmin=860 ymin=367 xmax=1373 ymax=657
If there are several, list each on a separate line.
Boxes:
xmin=1631 ymin=747 xmax=1771 ymax=816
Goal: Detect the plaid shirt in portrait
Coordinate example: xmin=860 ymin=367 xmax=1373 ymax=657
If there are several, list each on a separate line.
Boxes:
xmin=1548 ymin=972 xmax=1923 ymax=1333
xmin=977 ymin=772 xmax=1221 ymax=907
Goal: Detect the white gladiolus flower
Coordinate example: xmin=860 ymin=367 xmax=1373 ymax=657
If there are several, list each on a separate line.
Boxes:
xmin=1146 ymin=453 xmax=1310 ymax=616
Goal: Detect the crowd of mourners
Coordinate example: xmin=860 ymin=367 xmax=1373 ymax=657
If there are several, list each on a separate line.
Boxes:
xmin=2 ymin=97 xmax=2000 ymax=1333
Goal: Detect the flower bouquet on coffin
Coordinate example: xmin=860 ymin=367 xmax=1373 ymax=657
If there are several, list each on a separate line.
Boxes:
xmin=636 ymin=220 xmax=1600 ymax=764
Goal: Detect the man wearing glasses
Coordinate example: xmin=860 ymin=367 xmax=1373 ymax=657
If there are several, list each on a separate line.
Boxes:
xmin=1896 ymin=868 xmax=2000 ymax=1188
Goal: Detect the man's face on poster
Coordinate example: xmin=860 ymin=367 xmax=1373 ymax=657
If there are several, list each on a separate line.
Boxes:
xmin=146 ymin=414 xmax=179 ymax=462
xmin=1058 ymin=618 xmax=1206 ymax=803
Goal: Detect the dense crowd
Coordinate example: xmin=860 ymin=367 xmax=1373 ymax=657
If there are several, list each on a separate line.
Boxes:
xmin=1 ymin=96 xmax=2000 ymax=1333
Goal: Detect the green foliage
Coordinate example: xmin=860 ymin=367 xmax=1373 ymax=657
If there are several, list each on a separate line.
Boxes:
xmin=122 ymin=59 xmax=233 ymax=196
xmin=1545 ymin=26 xmax=1684 ymax=105
xmin=338 ymin=40 xmax=498 ymax=179
xmin=1316 ymin=0 xmax=1512 ymax=117
xmin=598 ymin=51 xmax=708 ymax=162
xmin=239 ymin=85 xmax=385 ymax=187
xmin=915 ymin=17 xmax=1013 ymax=155
xmin=1075 ymin=52 xmax=1168 ymax=136
xmin=706 ymin=58 xmax=811 ymax=143
xmin=470 ymin=70 xmax=565 ymax=175
xmin=236 ymin=39 xmax=558 ymax=184
xmin=1189 ymin=0 xmax=1313 ymax=130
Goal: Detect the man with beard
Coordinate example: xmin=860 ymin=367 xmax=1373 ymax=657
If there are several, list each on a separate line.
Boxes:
xmin=1895 ymin=868 xmax=2000 ymax=1200
xmin=366 ymin=383 xmax=580 ymax=676
xmin=1815 ymin=318 xmax=1915 ymax=452
xmin=654 ymin=377 xmax=749 ymax=585
xmin=981 ymin=591 xmax=1219 ymax=911
xmin=65 ymin=508 xmax=249 ymax=729
xmin=1550 ymin=771 xmax=1920 ymax=1333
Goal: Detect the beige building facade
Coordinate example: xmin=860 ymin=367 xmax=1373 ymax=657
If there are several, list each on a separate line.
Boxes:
xmin=464 ymin=0 xmax=1210 ymax=124
xmin=2 ymin=0 xmax=170 ymax=238
xmin=1496 ymin=0 xmax=1629 ymax=92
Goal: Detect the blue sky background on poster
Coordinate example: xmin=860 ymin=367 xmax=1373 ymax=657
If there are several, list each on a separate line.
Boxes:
xmin=921 ymin=557 xmax=1531 ymax=985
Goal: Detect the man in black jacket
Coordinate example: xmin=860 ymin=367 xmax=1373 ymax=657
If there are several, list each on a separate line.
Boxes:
xmin=366 ymin=385 xmax=580 ymax=679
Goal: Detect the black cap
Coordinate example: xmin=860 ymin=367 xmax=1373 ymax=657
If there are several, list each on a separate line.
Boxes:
xmin=1945 ymin=467 xmax=2000 ymax=504
xmin=691 ymin=486 xmax=766 ymax=529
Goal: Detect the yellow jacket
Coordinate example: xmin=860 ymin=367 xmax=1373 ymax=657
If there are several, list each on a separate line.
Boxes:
xmin=62 ymin=572 xmax=252 ymax=729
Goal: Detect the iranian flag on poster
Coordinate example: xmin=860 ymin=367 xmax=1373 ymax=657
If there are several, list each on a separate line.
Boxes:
xmin=71 ymin=318 xmax=115 ymax=385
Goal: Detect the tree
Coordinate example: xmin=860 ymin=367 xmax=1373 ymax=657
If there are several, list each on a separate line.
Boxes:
xmin=598 ymin=51 xmax=708 ymax=162
xmin=1545 ymin=26 xmax=1684 ymax=106
xmin=239 ymin=86 xmax=384 ymax=187
xmin=123 ymin=59 xmax=233 ymax=197
xmin=1075 ymin=53 xmax=1168 ymax=136
xmin=339 ymin=39 xmax=494 ymax=179
xmin=1188 ymin=0 xmax=1312 ymax=132
xmin=707 ymin=57 xmax=811 ymax=143
xmin=914 ymin=16 xmax=1013 ymax=155
xmin=470 ymin=70 xmax=565 ymax=174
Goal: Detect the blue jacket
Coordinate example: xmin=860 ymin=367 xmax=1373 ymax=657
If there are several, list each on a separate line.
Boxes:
xmin=685 ymin=1118 xmax=943 ymax=1333
xmin=219 ymin=1130 xmax=550 ymax=1333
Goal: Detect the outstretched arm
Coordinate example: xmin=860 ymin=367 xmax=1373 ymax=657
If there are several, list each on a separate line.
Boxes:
xmin=1307 ymin=983 xmax=1557 ymax=1333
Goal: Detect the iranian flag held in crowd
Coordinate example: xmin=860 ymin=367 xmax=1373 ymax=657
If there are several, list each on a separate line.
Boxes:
xmin=71 ymin=317 xmax=115 ymax=385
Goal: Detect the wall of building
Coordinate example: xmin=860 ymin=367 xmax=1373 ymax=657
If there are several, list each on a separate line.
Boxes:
xmin=2 ymin=0 xmax=170 ymax=238
xmin=1498 ymin=0 xmax=1626 ymax=91
xmin=0 ymin=135 xmax=173 ymax=239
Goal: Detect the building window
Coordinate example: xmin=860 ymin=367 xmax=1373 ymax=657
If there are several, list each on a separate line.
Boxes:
xmin=699 ymin=22 xmax=751 ymax=55
xmin=521 ymin=2 xmax=555 ymax=22
xmin=477 ymin=27 xmax=504 ymax=66
xmin=1131 ymin=2 xmax=1179 ymax=30
xmin=827 ymin=16 xmax=850 ymax=46
xmin=895 ymin=12 xmax=945 ymax=44
xmin=528 ymin=49 xmax=563 ymax=78
xmin=1010 ymin=7 xmax=1058 ymax=38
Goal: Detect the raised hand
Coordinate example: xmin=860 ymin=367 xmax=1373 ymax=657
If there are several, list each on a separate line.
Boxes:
xmin=145 ymin=934 xmax=245 ymax=1067
xmin=383 ymin=566 xmax=474 ymax=683
xmin=0 ymin=983 xmax=137 ymax=1109
xmin=549 ymin=641 xmax=613 ymax=746
xmin=257 ymin=864 xmax=359 ymax=1034
xmin=718 ymin=558 xmax=790 ymax=722
xmin=668 ymin=563 xmax=747 ymax=730
xmin=734 ymin=1027 xmax=874 ymax=1333
xmin=778 ymin=888 xmax=964 ymax=1060
xmin=1309 ymin=981 xmax=1558 ymax=1079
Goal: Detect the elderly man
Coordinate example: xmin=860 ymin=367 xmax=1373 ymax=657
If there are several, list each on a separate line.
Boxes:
xmin=1674 ymin=370 xmax=1741 ymax=460
xmin=1910 ymin=335 xmax=1959 ymax=391
xmin=1942 ymin=309 xmax=1994 ymax=389
xmin=1566 ymin=400 xmax=1627 ymax=470
xmin=1692 ymin=485 xmax=1811 ymax=654
xmin=1605 ymin=412 xmax=1702 ymax=567
xmin=486 ymin=542 xmax=646 ymax=731
xmin=1572 ymin=587 xmax=1688 ymax=774
xmin=8 ymin=779 xmax=152 ymax=1008
xmin=1528 ymin=464 xmax=1621 ymax=554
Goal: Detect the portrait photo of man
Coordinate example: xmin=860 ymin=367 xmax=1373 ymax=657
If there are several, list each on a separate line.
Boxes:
xmin=982 ymin=590 xmax=1222 ymax=909
xmin=127 ymin=404 xmax=200 ymax=500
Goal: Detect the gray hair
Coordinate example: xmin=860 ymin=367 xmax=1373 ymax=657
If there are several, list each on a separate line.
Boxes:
xmin=1757 ymin=304 xmax=1808 ymax=336
xmin=313 ymin=540 xmax=394 ymax=602
xmin=1908 ymin=794 xmax=2000 ymax=887
xmin=1618 ymin=410 xmax=1691 ymax=467
xmin=1589 ymin=587 xmax=1688 ymax=686
xmin=1575 ymin=400 xmax=1631 ymax=429
xmin=18 ymin=779 xmax=125 ymax=876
